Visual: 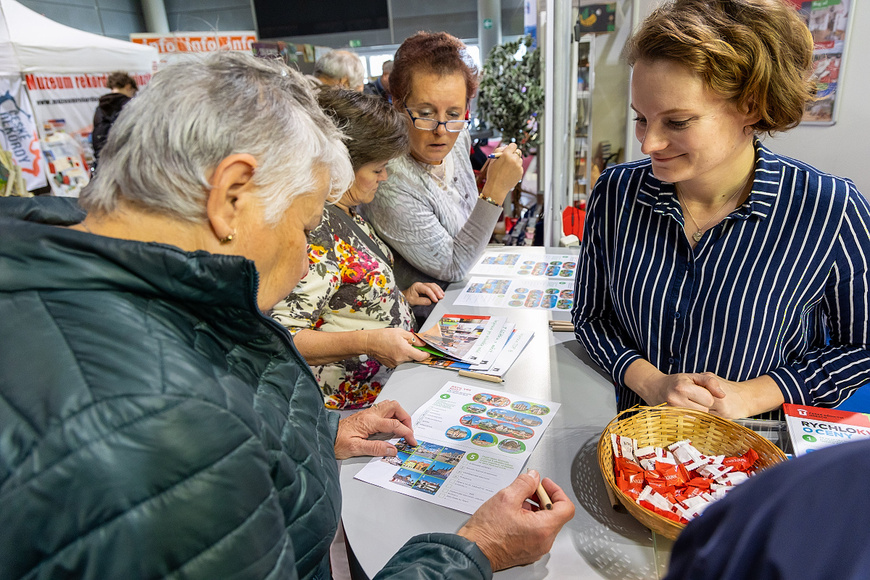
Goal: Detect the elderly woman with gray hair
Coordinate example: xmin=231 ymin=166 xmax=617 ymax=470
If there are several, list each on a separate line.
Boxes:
xmin=0 ymin=52 xmax=573 ymax=579
xmin=313 ymin=48 xmax=366 ymax=91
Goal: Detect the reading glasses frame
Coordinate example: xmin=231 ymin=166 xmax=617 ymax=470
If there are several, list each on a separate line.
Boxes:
xmin=404 ymin=107 xmax=470 ymax=133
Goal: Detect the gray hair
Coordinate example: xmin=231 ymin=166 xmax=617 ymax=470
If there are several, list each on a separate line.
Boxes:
xmin=81 ymin=51 xmax=353 ymax=225
xmin=314 ymin=50 xmax=365 ymax=89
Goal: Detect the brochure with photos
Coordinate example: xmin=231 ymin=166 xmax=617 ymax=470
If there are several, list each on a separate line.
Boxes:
xmin=355 ymin=381 xmax=560 ymax=514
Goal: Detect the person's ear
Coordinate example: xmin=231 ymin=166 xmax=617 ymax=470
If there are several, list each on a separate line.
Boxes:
xmin=206 ymin=153 xmax=258 ymax=243
xmin=740 ymin=100 xmax=762 ymax=134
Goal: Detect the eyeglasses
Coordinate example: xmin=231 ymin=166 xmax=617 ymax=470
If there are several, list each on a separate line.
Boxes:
xmin=405 ymin=107 xmax=470 ymax=132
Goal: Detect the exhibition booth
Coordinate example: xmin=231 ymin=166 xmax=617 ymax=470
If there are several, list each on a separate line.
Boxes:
xmin=0 ymin=0 xmax=156 ymax=194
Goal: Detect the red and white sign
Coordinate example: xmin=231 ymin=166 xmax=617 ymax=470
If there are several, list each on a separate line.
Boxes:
xmin=131 ymin=32 xmax=257 ymax=54
xmin=24 ymin=71 xmax=152 ymax=139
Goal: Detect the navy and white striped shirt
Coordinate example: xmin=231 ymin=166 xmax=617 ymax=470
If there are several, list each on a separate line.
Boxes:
xmin=573 ymin=139 xmax=870 ymax=412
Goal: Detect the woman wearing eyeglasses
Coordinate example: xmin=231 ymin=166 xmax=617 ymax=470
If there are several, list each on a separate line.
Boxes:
xmin=360 ymin=32 xmax=524 ymax=297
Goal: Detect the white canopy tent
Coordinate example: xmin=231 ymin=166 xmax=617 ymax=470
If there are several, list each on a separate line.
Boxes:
xmin=0 ymin=0 xmax=157 ymax=74
xmin=0 ymin=0 xmax=157 ymax=193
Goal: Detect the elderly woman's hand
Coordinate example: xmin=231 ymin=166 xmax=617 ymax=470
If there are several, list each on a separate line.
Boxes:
xmin=402 ymin=282 xmax=444 ymax=306
xmin=364 ymin=328 xmax=430 ymax=368
xmin=335 ymin=399 xmax=418 ymax=459
xmin=480 ymin=143 xmax=525 ymax=206
xmin=458 ymin=470 xmax=575 ymax=571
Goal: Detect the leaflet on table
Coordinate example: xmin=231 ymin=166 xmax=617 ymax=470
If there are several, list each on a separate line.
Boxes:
xmin=470 ymin=250 xmax=578 ymax=279
xmin=783 ymin=403 xmax=870 ymax=456
xmin=415 ymin=314 xmax=506 ymax=365
xmin=354 ymin=381 xmax=560 ymax=514
xmin=453 ymin=276 xmax=575 ymax=311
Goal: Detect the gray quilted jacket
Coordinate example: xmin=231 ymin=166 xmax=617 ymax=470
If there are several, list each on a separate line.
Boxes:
xmin=0 ymin=197 xmax=492 ymax=580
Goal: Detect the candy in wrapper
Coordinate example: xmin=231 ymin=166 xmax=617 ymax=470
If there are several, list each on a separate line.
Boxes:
xmin=617 ymin=473 xmax=643 ymax=498
xmin=611 ymin=434 xmax=637 ymax=461
xmin=697 ymin=463 xmax=733 ymax=480
xmin=669 ymin=439 xmax=704 ymax=465
xmin=686 ymin=477 xmax=714 ymax=490
xmin=723 ymin=448 xmax=759 ymax=472
xmin=716 ymin=471 xmax=749 ymax=486
xmin=612 ymin=435 xmax=762 ymax=526
xmin=615 ymin=456 xmax=643 ymax=476
xmin=656 ymin=461 xmax=689 ymax=487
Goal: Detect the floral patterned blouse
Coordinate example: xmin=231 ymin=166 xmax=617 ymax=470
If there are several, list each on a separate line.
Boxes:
xmin=271 ymin=204 xmax=415 ymax=410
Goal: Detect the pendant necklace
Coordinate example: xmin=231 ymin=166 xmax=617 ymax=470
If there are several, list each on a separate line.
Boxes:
xmin=677 ymin=172 xmax=752 ymax=243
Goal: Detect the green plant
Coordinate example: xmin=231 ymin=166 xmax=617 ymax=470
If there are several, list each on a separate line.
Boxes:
xmin=477 ymin=35 xmax=543 ymax=156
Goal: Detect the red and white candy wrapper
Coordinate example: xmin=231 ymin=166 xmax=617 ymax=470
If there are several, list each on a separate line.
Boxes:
xmin=612 ymin=435 xmax=760 ymax=524
xmin=611 ymin=434 xmax=637 ymax=462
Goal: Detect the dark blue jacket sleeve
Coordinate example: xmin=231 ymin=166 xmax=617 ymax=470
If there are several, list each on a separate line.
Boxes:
xmin=374 ymin=533 xmax=492 ymax=580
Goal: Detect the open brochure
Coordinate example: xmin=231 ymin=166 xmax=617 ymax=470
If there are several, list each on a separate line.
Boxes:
xmin=470 ymin=251 xmax=578 ymax=279
xmin=354 ymin=381 xmax=560 ymax=514
xmin=454 ymin=276 xmax=575 ymax=311
xmin=415 ymin=314 xmax=505 ymax=365
xmin=414 ymin=314 xmax=533 ymax=377
xmin=783 ymin=403 xmax=870 ymax=456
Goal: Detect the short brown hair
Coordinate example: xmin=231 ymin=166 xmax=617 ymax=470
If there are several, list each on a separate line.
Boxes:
xmin=624 ymin=0 xmax=815 ymax=134
xmin=389 ymin=32 xmax=479 ymax=109
xmin=317 ymin=87 xmax=409 ymax=170
xmin=106 ymin=71 xmax=137 ymax=91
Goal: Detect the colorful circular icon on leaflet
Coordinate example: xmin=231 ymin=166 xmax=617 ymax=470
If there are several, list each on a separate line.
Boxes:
xmin=498 ymin=439 xmax=526 ymax=454
xmin=445 ymin=426 xmax=472 ymax=440
xmin=471 ymin=432 xmax=497 ymax=447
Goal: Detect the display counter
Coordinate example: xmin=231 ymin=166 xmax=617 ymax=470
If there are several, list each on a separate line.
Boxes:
xmin=339 ymin=247 xmax=673 ymax=579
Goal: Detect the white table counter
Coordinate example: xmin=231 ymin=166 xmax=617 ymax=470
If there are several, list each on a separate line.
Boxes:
xmin=339 ymin=248 xmax=669 ymax=579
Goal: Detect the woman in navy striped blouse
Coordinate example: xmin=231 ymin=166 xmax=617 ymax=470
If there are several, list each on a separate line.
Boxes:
xmin=573 ymin=0 xmax=870 ymax=419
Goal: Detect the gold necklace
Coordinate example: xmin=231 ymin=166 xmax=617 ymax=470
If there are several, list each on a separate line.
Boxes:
xmin=676 ymin=173 xmax=752 ymax=243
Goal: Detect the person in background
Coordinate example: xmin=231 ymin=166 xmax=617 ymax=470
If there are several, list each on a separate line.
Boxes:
xmin=360 ymin=32 xmax=524 ymax=295
xmin=272 ymin=88 xmax=443 ymax=411
xmin=0 ymin=51 xmax=573 ymax=580
xmin=665 ymin=438 xmax=870 ymax=580
xmin=313 ymin=49 xmax=366 ymax=92
xmin=364 ymin=58 xmax=393 ymax=102
xmin=572 ymin=0 xmax=870 ymax=419
xmin=91 ymin=71 xmax=136 ymax=170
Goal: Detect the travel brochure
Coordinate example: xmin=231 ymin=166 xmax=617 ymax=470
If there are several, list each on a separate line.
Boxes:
xmin=414 ymin=314 xmax=534 ymax=377
xmin=469 ymin=251 xmax=578 ymax=279
xmin=454 ymin=276 xmax=575 ymax=311
xmin=355 ymin=381 xmax=560 ymax=514
xmin=783 ymin=403 xmax=870 ymax=456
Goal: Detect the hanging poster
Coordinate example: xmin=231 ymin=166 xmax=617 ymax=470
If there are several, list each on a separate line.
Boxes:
xmin=24 ymin=71 xmax=152 ymax=141
xmin=795 ymin=0 xmax=853 ymax=125
xmin=0 ymin=75 xmax=46 ymax=191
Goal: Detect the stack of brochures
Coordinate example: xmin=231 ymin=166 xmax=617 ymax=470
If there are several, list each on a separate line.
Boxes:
xmin=413 ymin=313 xmax=533 ymax=378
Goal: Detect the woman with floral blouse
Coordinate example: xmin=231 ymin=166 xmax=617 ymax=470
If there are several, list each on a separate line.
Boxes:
xmin=272 ymin=88 xmax=444 ymax=410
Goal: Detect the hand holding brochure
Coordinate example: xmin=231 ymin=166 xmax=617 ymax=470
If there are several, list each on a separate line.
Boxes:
xmin=414 ymin=314 xmax=533 ymax=377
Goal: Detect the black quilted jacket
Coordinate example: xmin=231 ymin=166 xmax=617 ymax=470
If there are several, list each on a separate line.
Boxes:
xmin=0 ymin=197 xmax=492 ymax=580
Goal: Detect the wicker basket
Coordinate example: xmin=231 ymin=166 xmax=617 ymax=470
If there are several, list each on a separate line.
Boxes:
xmin=598 ymin=405 xmax=788 ymax=540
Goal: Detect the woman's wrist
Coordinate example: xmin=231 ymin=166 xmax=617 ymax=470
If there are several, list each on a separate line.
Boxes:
xmin=478 ymin=194 xmax=502 ymax=207
xmin=623 ymin=358 xmax=664 ymax=403
xmin=480 ymin=181 xmax=511 ymax=206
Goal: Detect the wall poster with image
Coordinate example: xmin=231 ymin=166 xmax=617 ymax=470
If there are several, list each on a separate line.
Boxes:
xmin=791 ymin=0 xmax=853 ymax=125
